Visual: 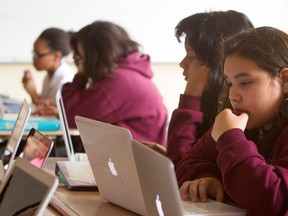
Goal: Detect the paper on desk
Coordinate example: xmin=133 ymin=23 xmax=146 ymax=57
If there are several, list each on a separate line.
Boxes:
xmin=55 ymin=161 xmax=97 ymax=190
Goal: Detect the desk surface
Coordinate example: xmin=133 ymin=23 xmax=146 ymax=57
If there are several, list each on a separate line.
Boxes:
xmin=47 ymin=187 xmax=138 ymax=216
xmin=0 ymin=128 xmax=79 ymax=137
xmin=43 ymin=158 xmax=138 ymax=216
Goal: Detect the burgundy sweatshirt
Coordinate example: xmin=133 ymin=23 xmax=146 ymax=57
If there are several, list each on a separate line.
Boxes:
xmin=62 ymin=52 xmax=168 ymax=145
xmin=176 ymin=127 xmax=288 ymax=216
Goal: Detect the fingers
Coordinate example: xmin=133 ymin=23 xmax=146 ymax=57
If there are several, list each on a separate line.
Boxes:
xmin=189 ymin=181 xmax=200 ymax=202
xmin=180 ymin=178 xmax=224 ymax=203
xmin=198 ymin=181 xmax=208 ymax=202
xmin=180 ymin=180 xmax=204 ymax=202
xmin=237 ymin=112 xmax=249 ymax=131
xmin=215 ymin=187 xmax=225 ymax=202
xmin=180 ymin=181 xmax=192 ymax=200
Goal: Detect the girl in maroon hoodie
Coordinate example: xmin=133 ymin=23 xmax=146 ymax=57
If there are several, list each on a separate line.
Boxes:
xmin=177 ymin=27 xmax=288 ymax=216
xmin=62 ymin=21 xmax=167 ymax=146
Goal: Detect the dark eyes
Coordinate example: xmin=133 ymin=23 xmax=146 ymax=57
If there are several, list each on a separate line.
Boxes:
xmin=240 ymin=81 xmax=252 ymax=87
xmin=224 ymin=80 xmax=252 ymax=88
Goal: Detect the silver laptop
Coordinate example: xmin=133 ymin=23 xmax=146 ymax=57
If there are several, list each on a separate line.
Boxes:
xmin=55 ymin=89 xmax=87 ymax=161
xmin=0 ymin=157 xmax=58 ymax=216
xmin=132 ymin=139 xmax=246 ymax=216
xmin=75 ymin=115 xmax=146 ymax=215
xmin=75 ymin=115 xmax=246 ymax=216
xmin=0 ymin=99 xmax=31 ymax=179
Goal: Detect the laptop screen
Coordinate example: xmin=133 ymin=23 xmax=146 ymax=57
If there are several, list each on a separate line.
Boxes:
xmin=1 ymin=99 xmax=31 ymax=169
xmin=56 ymin=90 xmax=74 ymax=160
xmin=19 ymin=128 xmax=54 ymax=168
xmin=0 ymin=166 xmax=48 ymax=215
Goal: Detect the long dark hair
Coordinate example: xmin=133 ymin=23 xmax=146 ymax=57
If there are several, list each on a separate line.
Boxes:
xmin=175 ymin=10 xmax=254 ymax=136
xmin=70 ymin=21 xmax=140 ymax=82
xmin=220 ymin=26 xmax=288 ymax=162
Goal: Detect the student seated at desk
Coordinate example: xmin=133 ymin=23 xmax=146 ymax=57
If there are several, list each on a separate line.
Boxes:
xmin=61 ymin=20 xmax=168 ymax=146
xmin=167 ymin=10 xmax=254 ymax=168
xmin=177 ymin=26 xmax=288 ymax=216
xmin=22 ymin=27 xmax=75 ymax=107
xmin=142 ymin=10 xmax=254 ymax=159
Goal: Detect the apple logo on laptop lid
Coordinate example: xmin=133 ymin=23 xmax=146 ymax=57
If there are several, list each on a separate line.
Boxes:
xmin=108 ymin=158 xmax=117 ymax=176
xmin=156 ymin=194 xmax=164 ymax=216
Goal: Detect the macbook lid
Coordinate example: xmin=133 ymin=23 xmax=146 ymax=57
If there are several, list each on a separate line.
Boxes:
xmin=75 ymin=115 xmax=146 ymax=215
xmin=1 ymin=99 xmax=31 ymax=172
xmin=0 ymin=157 xmax=58 ymax=216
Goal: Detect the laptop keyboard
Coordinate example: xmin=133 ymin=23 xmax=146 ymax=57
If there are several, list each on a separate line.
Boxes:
xmin=182 ymin=201 xmax=210 ymax=215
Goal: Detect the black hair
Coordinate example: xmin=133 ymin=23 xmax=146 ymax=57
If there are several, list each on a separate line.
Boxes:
xmin=39 ymin=27 xmax=71 ymax=57
xmin=175 ymin=10 xmax=254 ymax=136
xmin=220 ymin=26 xmax=288 ymax=162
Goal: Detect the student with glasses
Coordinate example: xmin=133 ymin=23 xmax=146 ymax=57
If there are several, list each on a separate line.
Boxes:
xmin=61 ymin=20 xmax=168 ymax=146
xmin=22 ymin=27 xmax=75 ymax=107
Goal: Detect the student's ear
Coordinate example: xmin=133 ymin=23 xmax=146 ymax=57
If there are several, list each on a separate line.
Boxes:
xmin=53 ymin=50 xmax=62 ymax=61
xmin=280 ymin=68 xmax=288 ymax=94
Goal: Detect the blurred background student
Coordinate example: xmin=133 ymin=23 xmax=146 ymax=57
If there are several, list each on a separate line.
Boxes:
xmin=167 ymin=10 xmax=254 ymax=168
xmin=22 ymin=27 xmax=75 ymax=107
xmin=62 ymin=20 xmax=168 ymax=146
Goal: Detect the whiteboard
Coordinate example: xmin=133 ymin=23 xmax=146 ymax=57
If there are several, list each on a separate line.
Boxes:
xmin=0 ymin=0 xmax=288 ymax=63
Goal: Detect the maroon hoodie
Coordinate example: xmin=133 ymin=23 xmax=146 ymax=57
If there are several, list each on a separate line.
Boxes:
xmin=62 ymin=52 xmax=168 ymax=145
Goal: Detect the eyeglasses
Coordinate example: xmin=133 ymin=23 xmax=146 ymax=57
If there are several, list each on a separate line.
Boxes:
xmin=32 ymin=51 xmax=54 ymax=59
xmin=73 ymin=53 xmax=84 ymax=63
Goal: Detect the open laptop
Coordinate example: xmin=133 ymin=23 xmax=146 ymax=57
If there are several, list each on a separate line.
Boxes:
xmin=55 ymin=89 xmax=87 ymax=161
xmin=55 ymin=90 xmax=96 ymax=191
xmin=75 ymin=115 xmax=246 ymax=216
xmin=132 ymin=139 xmax=246 ymax=216
xmin=18 ymin=128 xmax=54 ymax=169
xmin=75 ymin=115 xmax=146 ymax=215
xmin=0 ymin=99 xmax=31 ymax=180
xmin=0 ymin=157 xmax=58 ymax=216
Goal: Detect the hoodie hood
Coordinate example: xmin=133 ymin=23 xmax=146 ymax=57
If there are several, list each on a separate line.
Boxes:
xmin=117 ymin=52 xmax=153 ymax=79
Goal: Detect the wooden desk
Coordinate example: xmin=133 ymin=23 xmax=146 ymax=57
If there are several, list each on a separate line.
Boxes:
xmin=47 ymin=187 xmax=138 ymax=216
xmin=43 ymin=158 xmax=138 ymax=216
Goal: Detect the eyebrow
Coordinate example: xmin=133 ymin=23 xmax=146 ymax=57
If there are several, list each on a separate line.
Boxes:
xmin=224 ymin=72 xmax=251 ymax=80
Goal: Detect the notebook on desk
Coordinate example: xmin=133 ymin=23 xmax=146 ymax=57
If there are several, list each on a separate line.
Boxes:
xmin=75 ymin=115 xmax=146 ymax=216
xmin=0 ymin=157 xmax=58 ymax=216
xmin=0 ymin=99 xmax=31 ymax=181
xmin=75 ymin=115 xmax=246 ymax=216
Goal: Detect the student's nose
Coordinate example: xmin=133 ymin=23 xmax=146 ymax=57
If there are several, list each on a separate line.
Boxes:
xmin=179 ymin=58 xmax=186 ymax=69
xmin=229 ymin=87 xmax=241 ymax=103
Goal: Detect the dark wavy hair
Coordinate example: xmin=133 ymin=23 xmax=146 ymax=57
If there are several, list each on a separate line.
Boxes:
xmin=220 ymin=26 xmax=288 ymax=162
xmin=70 ymin=21 xmax=140 ymax=82
xmin=39 ymin=27 xmax=71 ymax=57
xmin=175 ymin=10 xmax=254 ymax=136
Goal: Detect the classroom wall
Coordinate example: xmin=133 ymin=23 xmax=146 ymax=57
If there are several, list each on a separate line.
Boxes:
xmin=1 ymin=0 xmax=288 ymax=63
xmin=2 ymin=0 xmax=287 ymax=122
xmin=0 ymin=63 xmax=185 ymax=120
